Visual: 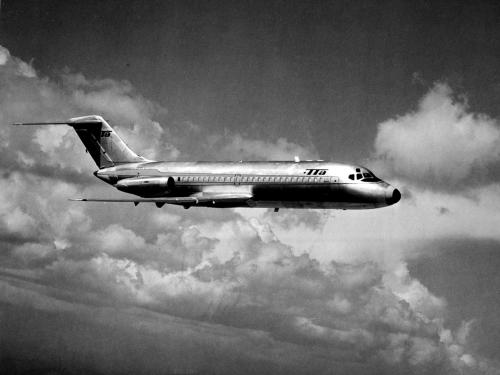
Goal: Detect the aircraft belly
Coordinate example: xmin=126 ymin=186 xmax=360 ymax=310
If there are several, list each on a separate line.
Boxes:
xmin=126 ymin=182 xmax=385 ymax=209
xmin=251 ymin=184 xmax=381 ymax=203
xmin=252 ymin=184 xmax=331 ymax=202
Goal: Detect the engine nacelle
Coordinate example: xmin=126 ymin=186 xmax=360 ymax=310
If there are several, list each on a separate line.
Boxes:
xmin=115 ymin=176 xmax=175 ymax=196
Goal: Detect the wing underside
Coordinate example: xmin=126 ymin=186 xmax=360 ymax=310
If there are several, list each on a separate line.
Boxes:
xmin=70 ymin=193 xmax=253 ymax=208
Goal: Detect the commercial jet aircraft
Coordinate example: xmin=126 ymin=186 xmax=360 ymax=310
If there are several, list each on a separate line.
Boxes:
xmin=15 ymin=115 xmax=400 ymax=211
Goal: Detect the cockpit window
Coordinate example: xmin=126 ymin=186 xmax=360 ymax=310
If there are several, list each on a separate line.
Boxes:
xmin=361 ymin=171 xmax=381 ymax=182
xmin=349 ymin=168 xmax=382 ymax=182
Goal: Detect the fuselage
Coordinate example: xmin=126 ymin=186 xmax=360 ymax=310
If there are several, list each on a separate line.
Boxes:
xmin=95 ymin=160 xmax=401 ymax=209
xmin=15 ymin=115 xmax=400 ymax=210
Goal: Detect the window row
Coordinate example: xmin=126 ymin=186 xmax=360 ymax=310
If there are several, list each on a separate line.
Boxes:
xmin=176 ymin=175 xmax=332 ymax=184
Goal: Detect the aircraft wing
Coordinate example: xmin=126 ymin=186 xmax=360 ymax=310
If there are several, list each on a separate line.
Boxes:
xmin=70 ymin=193 xmax=253 ymax=208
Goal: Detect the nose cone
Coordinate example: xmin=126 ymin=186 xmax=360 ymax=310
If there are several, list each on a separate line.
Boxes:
xmin=385 ymin=188 xmax=401 ymax=206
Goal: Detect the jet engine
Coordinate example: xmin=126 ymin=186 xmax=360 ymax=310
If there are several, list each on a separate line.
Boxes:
xmin=115 ymin=176 xmax=175 ymax=197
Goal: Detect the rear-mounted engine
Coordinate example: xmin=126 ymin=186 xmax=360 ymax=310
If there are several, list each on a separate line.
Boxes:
xmin=115 ymin=176 xmax=175 ymax=196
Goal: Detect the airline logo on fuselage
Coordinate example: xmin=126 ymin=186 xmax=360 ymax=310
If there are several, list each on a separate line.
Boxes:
xmin=304 ymin=169 xmax=327 ymax=175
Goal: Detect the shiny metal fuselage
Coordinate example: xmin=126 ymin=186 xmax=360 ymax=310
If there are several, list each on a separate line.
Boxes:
xmin=96 ymin=161 xmax=400 ymax=209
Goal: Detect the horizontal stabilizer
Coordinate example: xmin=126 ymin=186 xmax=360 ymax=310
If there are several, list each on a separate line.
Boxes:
xmin=12 ymin=120 xmax=101 ymax=126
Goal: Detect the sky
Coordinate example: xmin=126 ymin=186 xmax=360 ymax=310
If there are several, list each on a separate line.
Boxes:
xmin=1 ymin=1 xmax=500 ymax=374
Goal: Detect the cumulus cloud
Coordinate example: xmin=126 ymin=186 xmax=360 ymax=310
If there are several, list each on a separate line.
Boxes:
xmin=2 ymin=213 xmax=493 ymax=374
xmin=214 ymin=133 xmax=319 ymax=161
xmin=0 ymin=44 xmax=498 ymax=375
xmin=0 ymin=49 xmax=174 ymax=177
xmin=167 ymin=122 xmax=319 ymax=162
xmin=374 ymin=82 xmax=500 ymax=187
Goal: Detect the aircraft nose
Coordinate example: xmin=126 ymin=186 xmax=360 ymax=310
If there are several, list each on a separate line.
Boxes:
xmin=385 ymin=188 xmax=401 ymax=205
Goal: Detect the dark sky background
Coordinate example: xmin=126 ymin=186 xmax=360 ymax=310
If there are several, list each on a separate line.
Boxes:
xmin=4 ymin=0 xmax=500 ymax=162
xmin=1 ymin=1 xmax=500 ymax=375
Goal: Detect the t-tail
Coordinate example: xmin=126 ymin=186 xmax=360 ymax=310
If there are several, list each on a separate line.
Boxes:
xmin=14 ymin=115 xmax=149 ymax=168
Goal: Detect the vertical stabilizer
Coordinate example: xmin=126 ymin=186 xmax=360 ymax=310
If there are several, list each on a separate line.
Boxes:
xmin=69 ymin=115 xmax=147 ymax=168
xmin=14 ymin=115 xmax=151 ymax=169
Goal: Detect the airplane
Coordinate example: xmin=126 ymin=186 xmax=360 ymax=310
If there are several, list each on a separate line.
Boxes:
xmin=14 ymin=115 xmax=401 ymax=211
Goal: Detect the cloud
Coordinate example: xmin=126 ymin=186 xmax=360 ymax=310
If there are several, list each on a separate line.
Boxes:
xmin=0 ymin=50 xmax=174 ymax=177
xmin=374 ymin=82 xmax=500 ymax=188
xmin=167 ymin=121 xmax=319 ymax=162
xmin=4 ymin=213 xmax=482 ymax=373
xmin=0 ymin=45 xmax=36 ymax=78
xmin=215 ymin=134 xmax=319 ymax=161
xmin=0 ymin=44 xmax=499 ymax=374
xmin=2 ymin=214 xmax=493 ymax=374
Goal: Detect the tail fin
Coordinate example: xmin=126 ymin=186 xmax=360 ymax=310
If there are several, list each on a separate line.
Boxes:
xmin=70 ymin=115 xmax=148 ymax=168
xmin=14 ymin=115 xmax=149 ymax=169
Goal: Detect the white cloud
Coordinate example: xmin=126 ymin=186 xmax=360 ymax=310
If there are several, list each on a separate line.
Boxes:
xmin=0 ymin=45 xmax=36 ymax=77
xmin=0 ymin=45 xmax=498 ymax=374
xmin=0 ymin=45 xmax=11 ymax=65
xmin=217 ymin=134 xmax=319 ymax=161
xmin=374 ymin=82 xmax=500 ymax=186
